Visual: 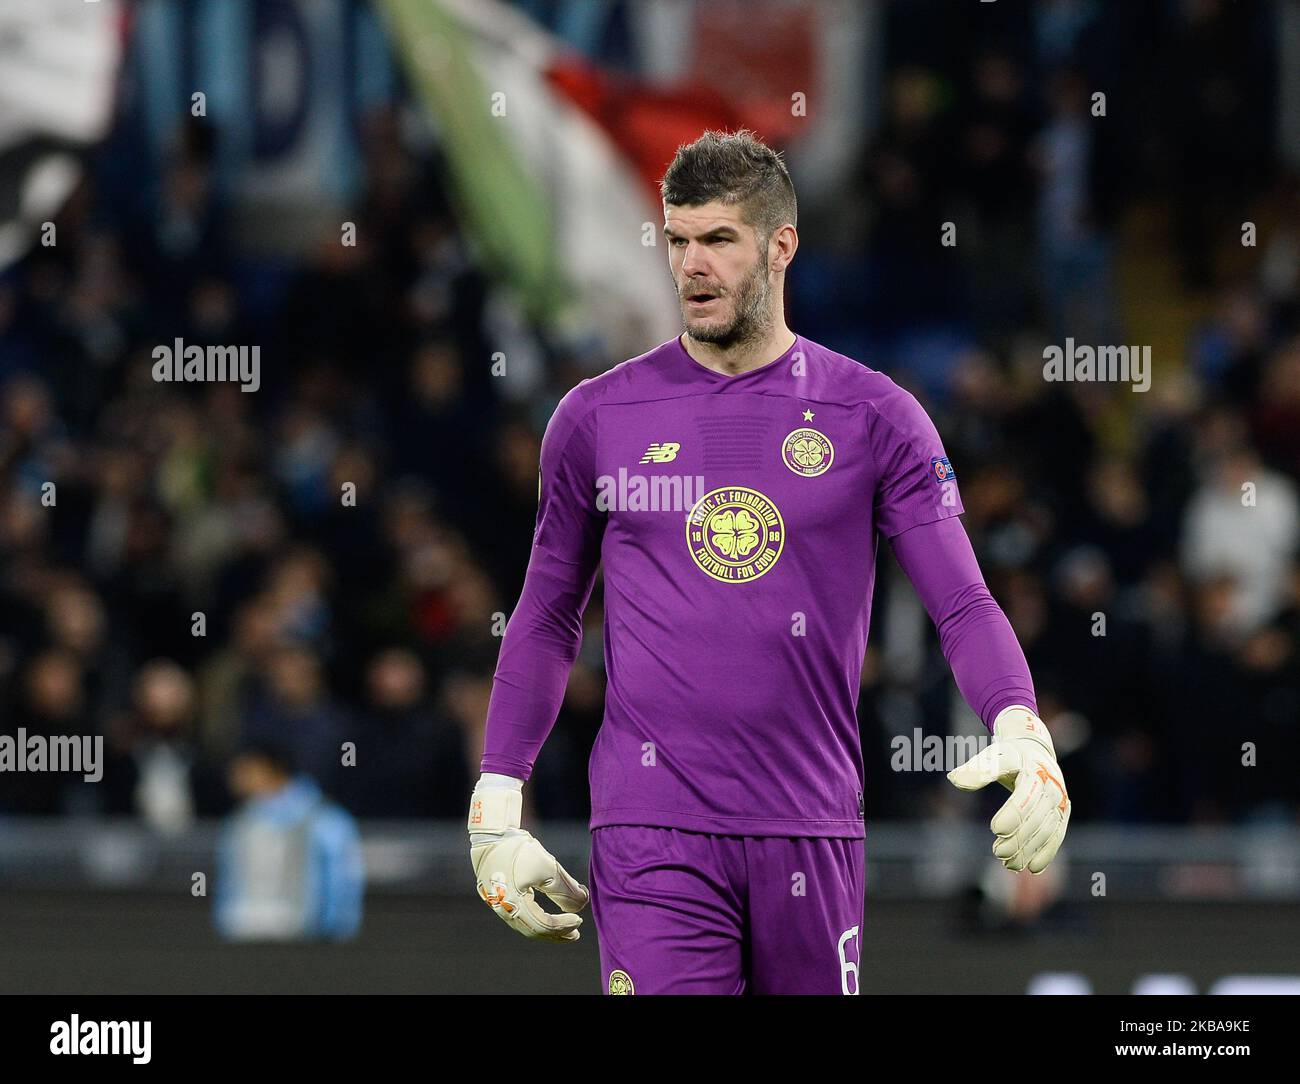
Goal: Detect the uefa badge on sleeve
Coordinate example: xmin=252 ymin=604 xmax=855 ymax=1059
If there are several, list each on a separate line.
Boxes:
xmin=930 ymin=456 xmax=955 ymax=484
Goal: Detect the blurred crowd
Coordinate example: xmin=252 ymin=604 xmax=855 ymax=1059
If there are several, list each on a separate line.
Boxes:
xmin=1 ymin=0 xmax=1297 ymax=830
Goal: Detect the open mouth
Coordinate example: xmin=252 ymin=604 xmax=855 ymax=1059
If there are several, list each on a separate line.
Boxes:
xmin=686 ymin=292 xmax=720 ymax=307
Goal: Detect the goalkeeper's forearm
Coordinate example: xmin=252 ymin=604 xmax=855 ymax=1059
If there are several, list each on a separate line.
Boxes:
xmin=481 ymin=575 xmax=589 ymax=781
xmin=890 ymin=516 xmax=1038 ymax=731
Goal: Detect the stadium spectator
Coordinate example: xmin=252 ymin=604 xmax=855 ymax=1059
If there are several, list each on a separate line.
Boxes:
xmin=214 ymin=742 xmax=364 ymax=942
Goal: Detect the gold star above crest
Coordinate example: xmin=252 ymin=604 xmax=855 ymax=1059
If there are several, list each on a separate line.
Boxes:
xmin=802 ymin=409 xmax=815 ymax=422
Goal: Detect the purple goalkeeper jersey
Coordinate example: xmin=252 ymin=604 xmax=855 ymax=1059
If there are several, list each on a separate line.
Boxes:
xmin=483 ymin=333 xmax=995 ymax=838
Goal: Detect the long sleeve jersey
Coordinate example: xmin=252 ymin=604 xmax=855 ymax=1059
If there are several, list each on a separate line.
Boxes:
xmin=481 ymin=333 xmax=1036 ymax=838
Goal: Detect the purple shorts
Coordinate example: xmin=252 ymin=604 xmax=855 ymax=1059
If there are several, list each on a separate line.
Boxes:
xmin=588 ymin=826 xmax=865 ymax=995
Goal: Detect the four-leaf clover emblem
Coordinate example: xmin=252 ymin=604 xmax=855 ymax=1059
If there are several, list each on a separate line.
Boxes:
xmin=707 ymin=508 xmax=761 ymax=558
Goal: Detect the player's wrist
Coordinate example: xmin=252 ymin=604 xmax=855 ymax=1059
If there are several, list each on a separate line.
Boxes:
xmin=476 ymin=772 xmax=524 ymax=790
xmin=468 ymin=777 xmax=524 ymax=837
xmin=992 ymin=705 xmax=1056 ymax=759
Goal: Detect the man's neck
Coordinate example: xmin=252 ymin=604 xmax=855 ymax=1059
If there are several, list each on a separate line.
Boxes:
xmin=680 ymin=325 xmax=797 ymax=378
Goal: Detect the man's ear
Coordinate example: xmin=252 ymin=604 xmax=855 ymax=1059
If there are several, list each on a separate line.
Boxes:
xmin=770 ymin=223 xmax=797 ymax=272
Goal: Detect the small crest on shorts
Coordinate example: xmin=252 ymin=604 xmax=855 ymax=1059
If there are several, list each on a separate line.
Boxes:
xmin=608 ymin=969 xmax=635 ymax=995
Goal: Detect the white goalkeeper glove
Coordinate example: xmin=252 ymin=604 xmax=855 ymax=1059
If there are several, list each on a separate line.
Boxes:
xmin=947 ymin=706 xmax=1071 ymax=874
xmin=468 ymin=773 xmax=589 ymax=942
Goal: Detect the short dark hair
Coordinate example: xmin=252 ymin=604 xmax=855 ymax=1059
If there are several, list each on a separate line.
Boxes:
xmin=660 ymin=129 xmax=797 ymax=247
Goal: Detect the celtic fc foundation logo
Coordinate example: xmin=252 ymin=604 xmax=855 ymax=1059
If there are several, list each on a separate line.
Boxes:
xmin=686 ymin=486 xmax=785 ymax=583
xmin=608 ymin=969 xmax=635 ymax=995
xmin=781 ymin=427 xmax=834 ymax=477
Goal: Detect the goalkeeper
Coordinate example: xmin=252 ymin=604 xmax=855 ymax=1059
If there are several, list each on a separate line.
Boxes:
xmin=468 ymin=129 xmax=1069 ymax=994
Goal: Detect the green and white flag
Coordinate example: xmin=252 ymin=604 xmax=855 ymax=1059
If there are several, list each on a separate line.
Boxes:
xmin=376 ymin=0 xmax=679 ymax=363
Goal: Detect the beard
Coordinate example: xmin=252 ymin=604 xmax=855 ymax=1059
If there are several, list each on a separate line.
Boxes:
xmin=679 ymin=252 xmax=774 ymax=349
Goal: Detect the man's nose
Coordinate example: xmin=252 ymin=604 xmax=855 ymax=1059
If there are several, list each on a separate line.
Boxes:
xmin=680 ymin=242 xmax=710 ymax=277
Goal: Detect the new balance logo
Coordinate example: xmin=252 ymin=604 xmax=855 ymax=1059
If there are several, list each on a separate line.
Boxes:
xmin=640 ymin=442 xmax=680 ymax=463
